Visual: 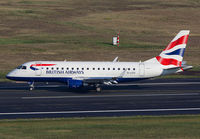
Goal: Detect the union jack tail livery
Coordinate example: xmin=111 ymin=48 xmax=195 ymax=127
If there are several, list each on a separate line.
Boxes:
xmin=144 ymin=30 xmax=190 ymax=69
xmin=156 ymin=30 xmax=189 ymax=68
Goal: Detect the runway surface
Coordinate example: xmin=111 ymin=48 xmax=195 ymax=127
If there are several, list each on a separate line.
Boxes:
xmin=0 ymin=78 xmax=200 ymax=119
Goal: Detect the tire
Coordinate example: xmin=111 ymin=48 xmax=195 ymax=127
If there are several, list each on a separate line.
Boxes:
xmin=96 ymin=87 xmax=101 ymax=92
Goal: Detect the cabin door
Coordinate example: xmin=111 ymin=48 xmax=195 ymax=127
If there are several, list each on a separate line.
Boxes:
xmin=139 ymin=63 xmax=145 ymax=76
xmin=35 ymin=62 xmax=42 ymax=76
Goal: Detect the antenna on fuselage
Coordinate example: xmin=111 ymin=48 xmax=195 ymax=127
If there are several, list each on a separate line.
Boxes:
xmin=113 ymin=56 xmax=119 ymax=62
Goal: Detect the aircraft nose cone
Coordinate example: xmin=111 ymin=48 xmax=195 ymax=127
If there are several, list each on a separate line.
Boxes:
xmin=6 ymin=72 xmax=12 ymax=79
xmin=6 ymin=70 xmax=16 ymax=80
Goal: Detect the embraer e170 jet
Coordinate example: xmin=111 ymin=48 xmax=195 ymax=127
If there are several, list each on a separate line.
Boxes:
xmin=6 ymin=30 xmax=192 ymax=92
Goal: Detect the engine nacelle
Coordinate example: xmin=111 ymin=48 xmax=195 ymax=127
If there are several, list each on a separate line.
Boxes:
xmin=67 ymin=79 xmax=83 ymax=88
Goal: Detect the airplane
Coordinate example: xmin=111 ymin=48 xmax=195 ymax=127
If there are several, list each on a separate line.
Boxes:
xmin=6 ymin=30 xmax=192 ymax=92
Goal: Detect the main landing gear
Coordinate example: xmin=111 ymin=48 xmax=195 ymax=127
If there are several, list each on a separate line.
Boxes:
xmin=95 ymin=84 xmax=102 ymax=92
xmin=28 ymin=81 xmax=34 ymax=91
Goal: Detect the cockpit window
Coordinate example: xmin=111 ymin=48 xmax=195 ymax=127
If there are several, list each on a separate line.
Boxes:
xmin=22 ymin=66 xmax=26 ymax=70
xmin=17 ymin=65 xmax=26 ymax=70
xmin=17 ymin=65 xmax=22 ymax=69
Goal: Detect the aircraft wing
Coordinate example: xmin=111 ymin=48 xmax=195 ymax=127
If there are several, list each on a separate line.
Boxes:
xmin=72 ymin=77 xmax=118 ymax=85
xmin=84 ymin=77 xmax=118 ymax=85
xmin=72 ymin=69 xmax=128 ymax=85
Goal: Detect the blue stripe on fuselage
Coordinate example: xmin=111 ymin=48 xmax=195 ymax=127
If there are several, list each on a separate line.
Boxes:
xmin=117 ymin=78 xmax=148 ymax=82
xmin=6 ymin=76 xmax=148 ymax=83
xmin=6 ymin=76 xmax=72 ymax=83
xmin=30 ymin=67 xmax=38 ymax=71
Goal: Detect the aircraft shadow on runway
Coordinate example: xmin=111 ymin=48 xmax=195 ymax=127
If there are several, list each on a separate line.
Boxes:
xmin=0 ymin=80 xmax=198 ymax=94
xmin=0 ymin=82 xmax=150 ymax=94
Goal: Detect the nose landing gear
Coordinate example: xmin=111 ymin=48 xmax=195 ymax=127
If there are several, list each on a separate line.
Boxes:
xmin=28 ymin=81 xmax=34 ymax=91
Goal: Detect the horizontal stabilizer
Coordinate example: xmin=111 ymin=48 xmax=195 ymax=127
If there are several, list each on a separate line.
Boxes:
xmin=182 ymin=65 xmax=193 ymax=71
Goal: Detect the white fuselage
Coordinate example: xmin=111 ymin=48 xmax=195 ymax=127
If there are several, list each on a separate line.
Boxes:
xmin=6 ymin=61 xmax=163 ymax=83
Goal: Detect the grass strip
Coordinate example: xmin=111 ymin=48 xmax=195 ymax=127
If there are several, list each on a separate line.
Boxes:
xmin=0 ymin=115 xmax=200 ymax=139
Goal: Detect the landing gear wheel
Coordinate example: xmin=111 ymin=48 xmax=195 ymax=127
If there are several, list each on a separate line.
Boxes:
xmin=28 ymin=81 xmax=34 ymax=91
xmin=29 ymin=87 xmax=34 ymax=91
xmin=96 ymin=87 xmax=101 ymax=92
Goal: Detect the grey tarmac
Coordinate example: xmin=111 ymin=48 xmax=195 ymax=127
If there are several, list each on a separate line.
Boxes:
xmin=0 ymin=78 xmax=200 ymax=119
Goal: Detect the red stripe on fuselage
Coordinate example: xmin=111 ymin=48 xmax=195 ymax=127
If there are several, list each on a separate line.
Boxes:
xmin=164 ymin=35 xmax=189 ymax=51
xmin=30 ymin=64 xmax=56 ymax=67
xmin=156 ymin=56 xmax=182 ymax=66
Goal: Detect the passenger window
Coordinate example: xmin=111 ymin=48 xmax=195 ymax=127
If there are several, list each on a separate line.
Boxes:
xmin=128 ymin=68 xmax=130 ymax=70
xmin=82 ymin=68 xmax=84 ymax=70
xmin=57 ymin=67 xmax=59 ymax=70
xmin=87 ymin=68 xmax=89 ymax=70
xmin=72 ymin=68 xmax=74 ymax=70
xmin=62 ymin=68 xmax=64 ymax=70
xmin=108 ymin=68 xmax=110 ymax=70
xmin=46 ymin=67 xmax=49 ymax=70
xmin=123 ymin=68 xmax=125 ymax=70
xmin=113 ymin=68 xmax=115 ymax=70
xmin=118 ymin=68 xmax=120 ymax=70
xmin=98 ymin=68 xmax=100 ymax=70
xmin=52 ymin=67 xmax=54 ymax=70
xmin=133 ymin=68 xmax=135 ymax=70
xmin=77 ymin=68 xmax=79 ymax=70
xmin=93 ymin=68 xmax=95 ymax=70
xmin=103 ymin=68 xmax=105 ymax=70
xmin=66 ymin=67 xmax=69 ymax=70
